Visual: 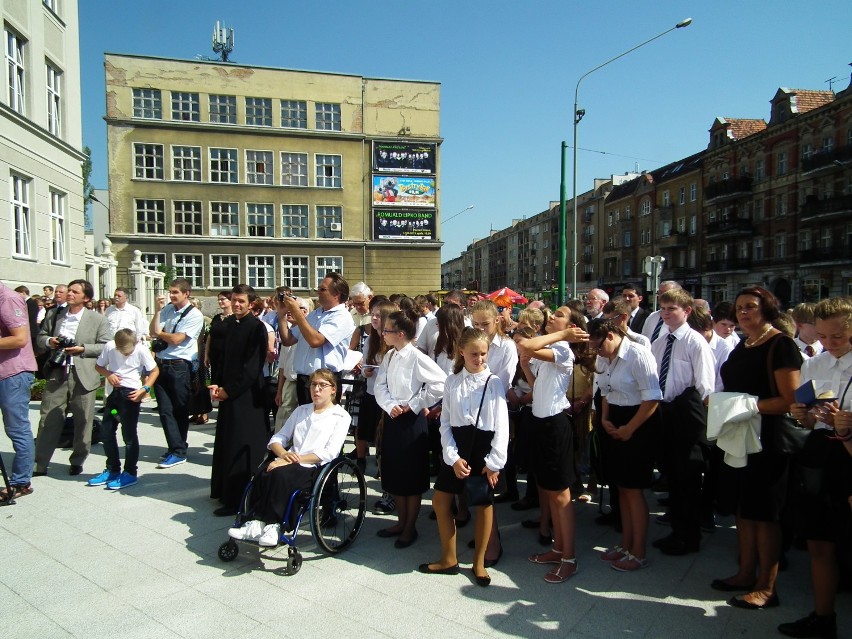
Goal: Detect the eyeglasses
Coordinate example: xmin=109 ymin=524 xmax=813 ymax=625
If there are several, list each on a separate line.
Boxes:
xmin=309 ymin=382 xmax=334 ymax=390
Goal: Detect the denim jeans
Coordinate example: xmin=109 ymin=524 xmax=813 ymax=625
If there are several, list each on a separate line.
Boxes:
xmin=0 ymin=371 xmax=35 ymax=485
xmin=100 ymin=387 xmax=141 ymax=475
xmin=155 ymin=359 xmax=191 ymax=457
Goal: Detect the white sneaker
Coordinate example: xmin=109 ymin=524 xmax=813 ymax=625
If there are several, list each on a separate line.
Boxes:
xmin=258 ymin=523 xmax=281 ymax=547
xmin=228 ymin=520 xmax=263 ymax=541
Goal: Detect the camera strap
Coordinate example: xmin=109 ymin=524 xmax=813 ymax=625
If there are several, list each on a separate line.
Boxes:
xmin=167 ymin=305 xmax=194 ymax=333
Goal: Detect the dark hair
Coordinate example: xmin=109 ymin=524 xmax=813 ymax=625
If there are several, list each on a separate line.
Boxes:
xmin=217 ymin=290 xmax=232 ymax=300
xmin=276 ymin=285 xmax=292 ymax=296
xmin=68 ymin=278 xmax=95 ymax=300
xmin=387 ymin=309 xmax=417 ymax=341
xmin=712 ymin=300 xmax=734 ymax=323
xmin=323 ymin=272 xmax=349 ymax=302
xmin=566 ymin=299 xmax=585 ymax=314
xmin=445 ymin=289 xmax=466 ymax=307
xmin=366 ymin=300 xmax=396 ymax=365
xmin=567 ymin=307 xmax=588 ymax=331
xmin=14 ymin=285 xmax=29 ymax=295
xmin=435 ymin=304 xmax=465 ymax=360
xmin=425 ymin=294 xmax=438 ymax=307
xmin=232 ymin=284 xmax=257 ymax=303
xmin=622 ymin=285 xmax=640 ymax=295
xmin=397 ymin=296 xmax=416 ymax=315
xmin=735 ymin=286 xmax=781 ymax=322
xmin=114 ymin=286 xmax=130 ymax=296
xmin=687 ymin=305 xmax=713 ymax=332
xmin=169 ymin=278 xmax=192 ymax=294
xmin=369 ymin=295 xmax=390 ymax=310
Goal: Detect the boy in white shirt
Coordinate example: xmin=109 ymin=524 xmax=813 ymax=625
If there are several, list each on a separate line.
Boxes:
xmin=791 ymin=303 xmax=824 ymax=359
xmin=89 ymin=329 xmax=159 ymax=490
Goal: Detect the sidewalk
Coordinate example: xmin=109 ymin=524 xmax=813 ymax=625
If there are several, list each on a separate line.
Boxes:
xmin=0 ymin=402 xmax=846 ymax=639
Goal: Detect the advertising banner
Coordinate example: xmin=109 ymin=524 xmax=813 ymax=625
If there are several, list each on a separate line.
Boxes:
xmin=373 ymin=208 xmax=436 ymax=241
xmin=373 ymin=175 xmax=436 ymax=208
xmin=372 ymin=141 xmax=437 ymax=174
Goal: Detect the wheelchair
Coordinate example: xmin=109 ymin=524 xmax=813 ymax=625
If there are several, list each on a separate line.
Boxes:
xmin=217 ymin=455 xmax=367 ymax=575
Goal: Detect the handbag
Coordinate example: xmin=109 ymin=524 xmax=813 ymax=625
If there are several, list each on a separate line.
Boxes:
xmin=462 ymin=375 xmax=495 ymax=507
xmin=766 ymin=335 xmax=809 ymax=456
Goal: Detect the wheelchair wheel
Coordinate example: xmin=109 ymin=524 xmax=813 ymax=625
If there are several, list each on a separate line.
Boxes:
xmin=284 ymin=546 xmax=303 ymax=576
xmin=218 ymin=540 xmax=239 ymax=562
xmin=309 ymin=457 xmax=367 ymax=554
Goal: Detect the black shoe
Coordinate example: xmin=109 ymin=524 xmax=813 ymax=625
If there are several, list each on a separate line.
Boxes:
xmin=700 ymin=515 xmax=717 ymax=533
xmin=484 ymin=546 xmax=503 ymax=568
xmin=521 ymin=519 xmax=541 ymax=529
xmin=655 ymin=512 xmax=672 ymax=526
xmin=33 ymin=470 xmax=47 ymax=477
xmin=778 ymin=611 xmax=837 ymax=639
xmin=494 ymin=491 xmax=519 ymax=504
xmin=473 ymin=569 xmax=491 ymax=587
xmin=511 ymin=498 xmax=538 ymax=511
xmin=728 ymin=593 xmax=780 ymax=610
xmin=213 ymin=506 xmax=237 ymax=517
xmin=710 ymin=579 xmax=756 ymax=592
xmin=344 ymin=449 xmax=358 ymax=460
xmin=376 ymin=528 xmax=402 ymax=538
xmin=595 ymin=511 xmax=617 ymax=526
xmin=69 ymin=465 xmax=83 ymax=476
xmin=394 ymin=531 xmax=418 ymax=548
xmin=656 ymin=537 xmax=699 ymax=556
xmin=652 ymin=534 xmax=676 ymax=549
xmin=454 ymin=513 xmax=471 ymax=528
xmin=418 ymin=563 xmax=460 ymax=575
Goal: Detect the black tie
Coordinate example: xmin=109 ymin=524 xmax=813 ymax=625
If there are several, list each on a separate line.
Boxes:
xmin=651 ymin=316 xmax=664 ymax=342
xmin=659 ymin=333 xmax=676 ymax=395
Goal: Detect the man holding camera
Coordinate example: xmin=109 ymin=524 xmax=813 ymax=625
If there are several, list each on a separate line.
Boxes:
xmin=149 ymin=278 xmax=203 ymax=468
xmin=34 ymin=279 xmax=111 ymax=476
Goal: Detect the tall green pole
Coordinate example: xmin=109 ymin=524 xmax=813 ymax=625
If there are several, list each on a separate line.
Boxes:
xmin=559 ymin=141 xmax=567 ymax=305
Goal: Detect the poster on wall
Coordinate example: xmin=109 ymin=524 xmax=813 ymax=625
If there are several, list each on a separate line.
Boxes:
xmin=372 ymin=141 xmax=437 ymax=174
xmin=373 ymin=208 xmax=436 ymax=241
xmin=372 ymin=175 xmax=436 ymax=207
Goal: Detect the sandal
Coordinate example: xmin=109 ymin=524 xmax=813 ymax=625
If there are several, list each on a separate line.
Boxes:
xmin=0 ymin=484 xmax=33 ymax=501
xmin=528 ymin=549 xmax=562 ymax=565
xmin=544 ymin=558 xmax=578 ymax=583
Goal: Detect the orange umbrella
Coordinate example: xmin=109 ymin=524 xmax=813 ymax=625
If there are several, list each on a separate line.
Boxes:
xmin=485 ymin=287 xmax=528 ymax=304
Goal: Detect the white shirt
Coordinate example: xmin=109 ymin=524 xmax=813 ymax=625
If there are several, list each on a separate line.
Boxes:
xmin=598 ymin=336 xmax=662 ymax=406
xmin=794 ymin=337 xmax=824 ymax=359
xmin=415 ymin=315 xmax=438 ymax=353
xmin=96 ymin=340 xmax=157 ymax=391
xmin=440 ymin=367 xmax=509 ymax=472
xmin=268 ymin=403 xmax=351 ymax=467
xmin=105 ymin=303 xmax=148 ymax=340
xmin=277 ymin=320 xmax=298 ymax=382
xmin=529 ymin=341 xmax=574 ymax=418
xmin=157 ymin=303 xmax=203 ymax=362
xmin=375 ymin=342 xmax=447 ymax=414
xmin=291 ymin=303 xmax=355 ymax=374
xmin=627 ymin=328 xmax=651 ymax=349
xmin=706 ymin=331 xmax=734 ymax=392
xmin=641 ymin=310 xmax=665 ymax=343
xmin=58 ymin=307 xmax=84 ymax=341
xmin=722 ymin=332 xmax=741 ymax=349
xmin=800 ymin=349 xmax=852 ymax=429
xmin=651 ymin=322 xmax=716 ymax=402
xmin=487 ymin=333 xmax=518 ymax=394
xmin=415 ymin=315 xmax=428 ymax=341
xmin=427 ymin=330 xmax=456 ymax=376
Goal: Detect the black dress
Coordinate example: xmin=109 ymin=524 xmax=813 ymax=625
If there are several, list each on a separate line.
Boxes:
xmin=719 ymin=333 xmax=802 ymax=521
xmin=210 ymin=314 xmax=271 ymax=508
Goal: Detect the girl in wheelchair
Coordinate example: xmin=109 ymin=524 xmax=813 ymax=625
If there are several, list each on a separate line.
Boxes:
xmin=228 ymin=369 xmax=351 ymax=546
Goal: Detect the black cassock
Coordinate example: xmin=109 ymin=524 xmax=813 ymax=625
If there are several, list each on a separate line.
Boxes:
xmin=210 ymin=313 xmax=270 ymax=508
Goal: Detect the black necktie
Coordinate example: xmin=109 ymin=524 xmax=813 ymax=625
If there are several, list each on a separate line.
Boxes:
xmin=659 ymin=333 xmax=676 ymax=395
xmin=651 ymin=316 xmax=664 ymax=342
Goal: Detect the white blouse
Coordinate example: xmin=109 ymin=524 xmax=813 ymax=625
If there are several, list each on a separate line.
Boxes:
xmin=427 ymin=331 xmax=456 ymax=375
xmin=440 ymin=368 xmax=509 ymax=472
xmin=530 ymin=341 xmax=574 ymax=418
xmin=268 ymin=403 xmax=351 ymax=467
xmin=598 ymin=336 xmax=663 ymax=406
xmin=375 ymin=342 xmax=447 ymax=414
xmin=800 ymin=349 xmax=852 ymax=429
xmin=487 ymin=333 xmax=519 ymax=395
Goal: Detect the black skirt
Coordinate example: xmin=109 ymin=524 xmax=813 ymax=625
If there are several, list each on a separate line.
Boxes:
xmin=251 ymin=461 xmax=318 ymax=528
xmin=381 ymin=410 xmax=430 ymax=496
xmin=606 ymin=403 xmax=660 ymax=489
xmin=356 ymin=391 xmax=380 ymax=443
xmin=434 ymin=426 xmax=501 ymax=495
xmin=530 ymin=412 xmax=576 ymax=491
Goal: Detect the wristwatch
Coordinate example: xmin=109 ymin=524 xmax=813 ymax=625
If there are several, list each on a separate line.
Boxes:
xmin=142 ymin=385 xmax=151 ymax=393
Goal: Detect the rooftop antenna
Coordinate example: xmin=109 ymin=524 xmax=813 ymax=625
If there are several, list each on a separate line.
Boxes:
xmin=825 ymin=76 xmax=838 ymax=91
xmin=212 ymin=21 xmax=234 ymax=62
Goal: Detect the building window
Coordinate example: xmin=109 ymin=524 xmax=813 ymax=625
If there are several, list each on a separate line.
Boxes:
xmin=690 ymin=182 xmax=697 ymax=202
xmin=622 ymin=230 xmax=631 ymax=248
xmin=776 ymin=234 xmax=786 ymax=259
xmin=678 ymin=187 xmax=686 ymax=205
xmin=209 ymin=94 xmax=236 ymax=124
xmin=799 ymin=229 xmax=812 ymax=251
xmin=245 ymin=97 xmax=272 ymax=127
xmin=6 ymin=30 xmax=26 ymax=114
xmin=315 ymin=256 xmax=343 ymax=288
xmin=822 ymin=136 xmax=833 ymax=152
xmin=623 ymin=258 xmax=632 ymax=277
xmin=777 ymin=151 xmax=787 ymax=176
xmin=246 ymin=150 xmax=273 ymax=185
xmin=755 ymin=158 xmax=764 ymax=181
xmin=281 ymin=256 xmax=309 ymax=289
xmin=315 ymin=154 xmax=342 ymax=188
xmin=662 ymin=191 xmax=670 ymax=207
xmin=171 ymin=92 xmax=199 ymax=121
xmin=132 ymin=88 xmax=161 ymax=119
xmin=624 ymin=205 xmax=631 ymax=219
xmin=640 ymin=200 xmax=651 ymax=216
xmin=282 ymin=205 xmax=308 ymax=238
xmin=820 ymin=228 xmax=832 ymax=249
xmin=49 ymin=190 xmax=65 ymax=263
xmin=210 ymin=202 xmax=238 ymax=236
xmin=281 ymin=152 xmax=308 ymax=186
xmin=776 ymin=194 xmax=787 ymax=217
xmin=173 ymin=201 xmax=202 ymax=235
xmin=607 ymin=212 xmax=613 ymax=227
xmin=677 ymin=217 xmax=686 ymax=232
xmin=172 ymin=254 xmax=203 ymax=289
xmin=210 ymin=255 xmax=239 ymax=289
xmin=140 ymin=253 xmax=165 ymax=272
xmin=802 ymin=143 xmax=812 ymax=160
xmin=10 ymin=174 xmax=31 ymax=257
xmin=316 ymin=206 xmax=342 ymax=239
xmin=315 ymin=102 xmax=341 ymax=131
xmin=247 ymin=256 xmax=275 ymax=289
xmin=43 ymin=0 xmax=58 ymax=12
xmin=135 ymin=199 xmax=165 ymax=234
xmin=753 ymin=237 xmax=763 ymax=261
xmin=281 ymin=100 xmax=307 ymax=128
xmin=133 ymin=143 xmax=164 ymax=180
xmin=739 ymin=241 xmax=749 ymax=259
xmin=247 ymin=203 xmax=274 ymax=237
xmin=209 ymin=148 xmax=238 ymax=183
xmin=172 ymin=146 xmax=201 ymax=181
xmin=46 ymin=62 xmax=62 ymax=135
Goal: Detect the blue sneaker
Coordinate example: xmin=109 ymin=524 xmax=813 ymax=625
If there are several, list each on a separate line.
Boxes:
xmin=106 ymin=472 xmax=138 ymax=490
xmin=157 ymin=454 xmax=186 ymax=469
xmin=87 ymin=470 xmax=120 ymax=487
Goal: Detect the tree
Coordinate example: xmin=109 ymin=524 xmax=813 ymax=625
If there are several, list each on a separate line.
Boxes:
xmin=82 ymin=145 xmax=95 ymax=231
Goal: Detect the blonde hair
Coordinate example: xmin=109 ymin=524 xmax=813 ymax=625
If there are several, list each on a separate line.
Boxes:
xmin=517 ymin=308 xmax=545 ymax=333
xmin=814 ymin=297 xmax=852 ymax=329
xmin=310 ymin=368 xmax=338 ymax=403
xmin=114 ymin=328 xmax=136 ymax=352
xmin=452 ymin=327 xmax=490 ymax=374
xmin=471 ymin=300 xmax=506 ymax=337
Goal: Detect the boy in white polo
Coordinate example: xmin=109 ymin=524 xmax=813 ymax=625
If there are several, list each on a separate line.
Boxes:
xmin=89 ymin=329 xmax=159 ymax=489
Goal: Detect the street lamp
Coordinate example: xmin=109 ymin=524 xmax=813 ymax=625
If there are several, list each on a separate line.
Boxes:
xmin=559 ymin=17 xmax=692 ymax=304
xmin=441 ymin=204 xmax=475 ymax=225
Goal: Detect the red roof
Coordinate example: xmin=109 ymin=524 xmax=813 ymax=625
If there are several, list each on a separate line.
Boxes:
xmin=788 ymin=89 xmax=835 ymax=114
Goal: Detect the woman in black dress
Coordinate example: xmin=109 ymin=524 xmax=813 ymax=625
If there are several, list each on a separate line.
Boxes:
xmin=712 ymin=287 xmax=801 ymax=610
xmin=204 ymin=291 xmax=233 ymax=385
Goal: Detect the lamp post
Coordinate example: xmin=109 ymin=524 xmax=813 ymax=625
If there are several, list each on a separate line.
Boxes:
xmin=441 ymin=204 xmax=475 ymax=226
xmin=560 ymin=17 xmax=692 ymax=305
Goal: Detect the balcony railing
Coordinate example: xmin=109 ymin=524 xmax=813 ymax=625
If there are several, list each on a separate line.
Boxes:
xmin=656 ymin=230 xmax=688 ymax=248
xmin=704 ymin=176 xmax=753 ymax=203
xmin=800 ymin=194 xmax=852 ymax=222
xmin=799 ymin=243 xmax=852 ymax=264
xmin=704 ymin=257 xmax=751 ymax=272
xmin=801 ymin=145 xmax=852 ymax=173
xmin=705 ymin=217 xmax=753 ymax=238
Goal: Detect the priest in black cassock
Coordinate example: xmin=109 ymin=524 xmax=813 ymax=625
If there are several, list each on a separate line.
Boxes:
xmin=209 ymin=284 xmax=270 ymax=516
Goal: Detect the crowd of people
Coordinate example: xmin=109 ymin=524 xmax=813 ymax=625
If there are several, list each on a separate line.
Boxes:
xmin=1 ymin=274 xmax=850 ymax=638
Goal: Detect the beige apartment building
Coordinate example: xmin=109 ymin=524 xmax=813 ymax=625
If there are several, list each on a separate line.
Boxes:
xmin=104 ymin=53 xmax=441 ymax=298
xmin=1 ymin=0 xmax=86 ymax=290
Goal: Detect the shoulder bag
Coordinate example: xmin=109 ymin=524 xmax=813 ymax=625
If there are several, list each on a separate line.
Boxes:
xmin=766 ymin=335 xmax=808 ymax=456
xmin=463 ymin=374 xmax=496 ymax=507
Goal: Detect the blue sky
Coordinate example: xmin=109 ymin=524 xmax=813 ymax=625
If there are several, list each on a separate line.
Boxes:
xmin=79 ymin=1 xmax=851 ymax=262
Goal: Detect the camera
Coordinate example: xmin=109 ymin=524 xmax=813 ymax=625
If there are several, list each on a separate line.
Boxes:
xmin=151 ymin=338 xmax=168 ymax=353
xmin=47 ymin=337 xmax=76 ymax=369
xmin=277 ymin=291 xmax=295 ymax=302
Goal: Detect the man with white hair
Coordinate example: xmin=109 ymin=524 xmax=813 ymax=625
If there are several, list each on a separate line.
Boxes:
xmin=585 ymin=288 xmax=609 ymax=320
xmin=527 ymin=300 xmax=545 ymax=311
xmin=349 ymin=282 xmax=373 ymax=329
xmin=640 ymin=280 xmax=682 ymax=343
